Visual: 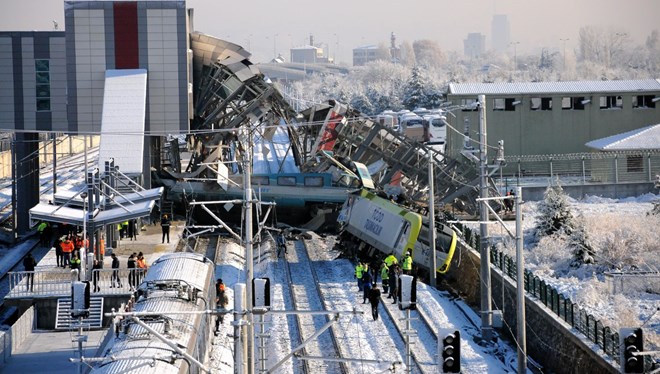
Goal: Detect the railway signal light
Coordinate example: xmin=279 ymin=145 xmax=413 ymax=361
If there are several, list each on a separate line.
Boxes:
xmin=440 ymin=329 xmax=461 ymax=373
xmin=620 ymin=328 xmax=644 ymax=373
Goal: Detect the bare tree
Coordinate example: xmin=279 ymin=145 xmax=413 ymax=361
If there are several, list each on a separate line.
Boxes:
xmin=412 ymin=39 xmax=446 ymax=69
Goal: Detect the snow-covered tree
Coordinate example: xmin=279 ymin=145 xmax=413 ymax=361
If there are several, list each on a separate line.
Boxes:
xmin=534 ymin=182 xmax=577 ymax=239
xmin=402 ymin=66 xmax=426 ymax=110
xmin=567 ymin=214 xmax=596 ymax=267
xmin=533 ymin=182 xmax=595 ymax=267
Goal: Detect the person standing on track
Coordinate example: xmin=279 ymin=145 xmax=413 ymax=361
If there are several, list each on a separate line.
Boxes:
xmin=355 ymin=261 xmax=365 ymax=292
xmin=380 ymin=261 xmax=390 ymax=295
xmin=215 ymin=278 xmax=228 ymax=332
xmin=401 ymin=250 xmax=413 ymax=275
xmin=389 ymin=264 xmax=400 ymax=304
xmin=361 ymin=269 xmax=373 ymax=304
xmin=368 ymin=284 xmax=381 ymax=320
xmin=160 ymin=214 xmax=171 ymax=244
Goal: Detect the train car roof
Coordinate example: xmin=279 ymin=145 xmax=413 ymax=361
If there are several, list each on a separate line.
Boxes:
xmin=143 ymin=253 xmax=213 ymax=292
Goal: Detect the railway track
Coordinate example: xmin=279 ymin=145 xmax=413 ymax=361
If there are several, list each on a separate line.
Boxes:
xmin=379 ymin=287 xmax=441 ymax=374
xmin=281 ymin=238 xmax=346 ymax=374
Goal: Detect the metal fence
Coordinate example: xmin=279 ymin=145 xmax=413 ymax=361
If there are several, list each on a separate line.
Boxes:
xmin=498 ymin=151 xmax=660 ymax=186
xmin=605 ymin=271 xmax=660 ymax=294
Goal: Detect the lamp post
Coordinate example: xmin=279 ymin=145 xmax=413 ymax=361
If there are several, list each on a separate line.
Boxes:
xmin=560 ymin=38 xmax=569 ymax=70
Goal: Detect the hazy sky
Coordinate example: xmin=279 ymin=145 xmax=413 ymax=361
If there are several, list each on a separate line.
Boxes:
xmin=2 ymin=0 xmax=658 ymax=64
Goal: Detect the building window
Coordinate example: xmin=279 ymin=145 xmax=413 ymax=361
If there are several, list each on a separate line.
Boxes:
xmin=600 ymin=95 xmax=623 ymax=109
xmin=541 ymin=97 xmax=552 ymax=110
xmin=35 ymin=59 xmax=50 ymax=112
xmin=572 ymin=97 xmax=586 ymax=110
xmin=626 ymin=155 xmax=643 ymax=173
xmin=632 ymin=95 xmax=656 ymax=109
xmin=493 ymin=98 xmax=517 ymax=111
xmin=461 ymin=98 xmax=478 ymax=111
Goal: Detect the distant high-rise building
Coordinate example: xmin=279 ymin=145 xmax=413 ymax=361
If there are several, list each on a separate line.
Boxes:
xmin=492 ymin=14 xmax=510 ymax=52
xmin=464 ymin=33 xmax=486 ymax=58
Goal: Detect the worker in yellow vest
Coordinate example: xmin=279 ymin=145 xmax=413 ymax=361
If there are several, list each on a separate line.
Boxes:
xmin=384 ymin=253 xmax=398 ymax=267
xmin=401 ymin=250 xmax=413 ymax=275
xmin=355 ymin=262 xmax=365 ymax=291
xmin=380 ymin=261 xmax=390 ymax=294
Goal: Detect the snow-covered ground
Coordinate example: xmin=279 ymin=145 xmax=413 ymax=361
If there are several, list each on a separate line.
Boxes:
xmin=471 ymin=191 xmax=660 ymax=351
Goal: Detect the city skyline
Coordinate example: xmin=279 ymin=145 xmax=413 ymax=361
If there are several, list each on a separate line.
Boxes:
xmin=2 ymin=0 xmax=658 ymax=64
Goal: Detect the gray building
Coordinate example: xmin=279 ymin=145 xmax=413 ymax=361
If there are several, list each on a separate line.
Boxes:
xmin=464 ymin=33 xmax=486 ymax=58
xmin=352 ymin=45 xmax=380 ymax=66
xmin=445 ymin=79 xmax=660 ymax=158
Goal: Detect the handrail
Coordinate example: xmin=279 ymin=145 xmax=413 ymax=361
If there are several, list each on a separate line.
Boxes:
xmin=6 ymin=268 xmax=145 ymax=298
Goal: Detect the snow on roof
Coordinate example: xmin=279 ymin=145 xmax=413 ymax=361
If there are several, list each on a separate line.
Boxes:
xmin=585 ymin=123 xmax=660 ymax=151
xmin=448 ymin=79 xmax=660 ymax=96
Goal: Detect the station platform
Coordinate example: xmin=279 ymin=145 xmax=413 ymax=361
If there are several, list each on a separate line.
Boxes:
xmin=0 ymin=221 xmax=187 ymax=373
xmin=5 ymin=220 xmax=185 ymax=300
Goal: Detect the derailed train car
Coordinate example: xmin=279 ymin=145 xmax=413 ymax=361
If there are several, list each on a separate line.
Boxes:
xmin=91 ymin=252 xmax=216 ymax=374
xmin=338 ymin=189 xmax=457 ymax=276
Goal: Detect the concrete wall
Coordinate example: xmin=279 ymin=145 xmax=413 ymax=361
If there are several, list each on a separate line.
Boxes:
xmin=441 ymin=242 xmax=619 ymax=373
xmin=0 ymin=306 xmax=34 ymax=368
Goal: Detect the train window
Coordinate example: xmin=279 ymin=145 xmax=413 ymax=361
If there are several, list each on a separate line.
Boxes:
xmin=561 ymin=97 xmax=572 ymax=110
xmin=304 ymin=176 xmax=324 ymax=187
xmin=492 ymin=98 xmax=505 ymax=111
xmin=277 ymin=176 xmax=297 ymax=186
xmin=252 ymin=176 xmax=270 ymax=185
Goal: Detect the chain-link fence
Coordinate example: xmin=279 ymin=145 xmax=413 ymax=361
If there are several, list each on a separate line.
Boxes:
xmin=496 ymin=151 xmax=660 ymax=186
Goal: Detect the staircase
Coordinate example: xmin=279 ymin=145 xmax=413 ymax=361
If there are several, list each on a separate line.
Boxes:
xmin=55 ymin=296 xmax=104 ymax=330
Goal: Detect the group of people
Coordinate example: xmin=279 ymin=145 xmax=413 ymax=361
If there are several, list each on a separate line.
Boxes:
xmin=355 ymin=250 xmax=414 ymax=321
xmin=53 ymin=234 xmax=88 ymax=269
xmin=126 ymin=252 xmax=148 ymax=290
xmin=118 ymin=220 xmax=138 ymax=241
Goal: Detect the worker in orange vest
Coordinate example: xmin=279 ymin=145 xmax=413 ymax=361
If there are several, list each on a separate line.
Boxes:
xmin=60 ymin=236 xmax=74 ymax=267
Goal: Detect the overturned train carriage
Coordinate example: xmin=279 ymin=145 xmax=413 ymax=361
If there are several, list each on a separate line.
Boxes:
xmin=91 ymin=252 xmax=216 ymax=374
xmin=338 ymin=189 xmax=457 ymax=277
